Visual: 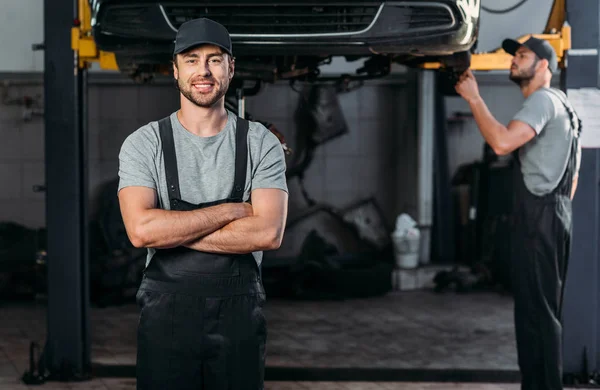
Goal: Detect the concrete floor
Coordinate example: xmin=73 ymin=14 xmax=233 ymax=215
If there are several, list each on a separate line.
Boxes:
xmin=0 ymin=290 xmax=574 ymax=389
xmin=0 ymin=377 xmax=529 ymax=390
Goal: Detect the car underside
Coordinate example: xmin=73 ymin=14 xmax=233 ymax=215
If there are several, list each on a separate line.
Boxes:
xmin=89 ymin=0 xmax=480 ymax=83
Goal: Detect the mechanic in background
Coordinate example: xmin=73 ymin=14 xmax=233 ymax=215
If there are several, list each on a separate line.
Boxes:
xmin=117 ymin=18 xmax=288 ymax=389
xmin=454 ymin=36 xmax=581 ymax=390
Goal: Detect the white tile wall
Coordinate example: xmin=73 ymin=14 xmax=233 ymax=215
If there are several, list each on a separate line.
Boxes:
xmin=21 ymin=162 xmax=44 ymax=201
xmin=21 ymin=199 xmax=44 ymax=228
xmin=445 ymin=85 xmax=526 ymax=178
xmin=20 ymin=119 xmax=44 ymax=160
xmin=98 ymin=86 xmax=140 ymax=120
xmin=136 ymin=85 xmax=179 ymax=124
xmin=0 ymin=122 xmax=21 ymax=160
xmin=321 ymin=120 xmax=361 ymax=156
xmin=97 ymin=119 xmax=140 ymax=161
xmin=0 ymin=162 xmax=23 ymax=200
xmin=0 ymin=200 xmax=21 ymax=224
xmin=0 ymin=102 xmax=21 ymax=121
xmin=244 ymin=83 xmax=296 ymax=120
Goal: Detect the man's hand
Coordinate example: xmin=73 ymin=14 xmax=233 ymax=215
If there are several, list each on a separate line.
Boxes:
xmin=455 ymin=69 xmax=481 ymax=104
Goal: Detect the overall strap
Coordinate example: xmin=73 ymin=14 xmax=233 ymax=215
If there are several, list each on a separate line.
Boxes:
xmin=231 ymin=117 xmax=249 ymax=200
xmin=546 ymin=88 xmax=582 ymax=138
xmin=545 ymin=88 xmax=582 ymax=195
xmin=158 ymin=116 xmax=182 ymax=207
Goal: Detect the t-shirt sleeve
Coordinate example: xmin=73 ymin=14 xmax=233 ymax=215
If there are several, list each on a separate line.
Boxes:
xmin=512 ymin=91 xmax=556 ymax=135
xmin=251 ymin=128 xmax=288 ymax=193
xmin=118 ymin=127 xmax=158 ymax=192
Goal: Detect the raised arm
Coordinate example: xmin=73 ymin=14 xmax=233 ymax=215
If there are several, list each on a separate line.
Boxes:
xmin=469 ymin=103 xmax=537 ymax=156
xmin=118 ymin=186 xmax=252 ymax=249
xmin=184 ymin=188 xmax=288 ymax=254
xmin=455 ymin=70 xmax=538 ymax=156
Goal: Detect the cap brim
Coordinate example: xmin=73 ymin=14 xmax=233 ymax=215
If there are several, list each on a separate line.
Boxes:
xmin=502 ymin=39 xmax=522 ymax=56
xmin=173 ymin=40 xmax=232 ymax=56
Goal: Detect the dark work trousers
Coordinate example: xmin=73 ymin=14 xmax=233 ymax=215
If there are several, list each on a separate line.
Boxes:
xmin=135 ymin=115 xmax=266 ymax=390
xmin=510 ymin=112 xmax=579 ymax=390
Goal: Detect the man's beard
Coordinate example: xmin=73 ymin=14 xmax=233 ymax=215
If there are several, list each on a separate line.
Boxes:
xmin=178 ymin=77 xmax=229 ymax=108
xmin=509 ymin=60 xmax=537 ymax=87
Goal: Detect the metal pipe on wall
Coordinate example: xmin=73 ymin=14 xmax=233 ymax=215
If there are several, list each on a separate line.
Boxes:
xmin=417 ymin=70 xmax=436 ymax=265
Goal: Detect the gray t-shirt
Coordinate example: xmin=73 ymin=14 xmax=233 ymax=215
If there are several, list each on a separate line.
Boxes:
xmin=117 ymin=110 xmax=288 ymax=267
xmin=512 ymin=87 xmax=580 ymax=196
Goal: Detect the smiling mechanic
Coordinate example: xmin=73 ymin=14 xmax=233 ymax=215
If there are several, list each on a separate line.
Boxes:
xmin=117 ymin=18 xmax=288 ymax=390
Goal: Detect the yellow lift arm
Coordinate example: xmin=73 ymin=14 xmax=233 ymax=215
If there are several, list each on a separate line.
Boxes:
xmin=72 ymin=0 xmax=570 ymax=72
xmin=421 ymin=24 xmax=571 ymax=71
xmin=421 ymin=0 xmax=571 ymax=71
xmin=71 ymin=0 xmax=118 ymax=70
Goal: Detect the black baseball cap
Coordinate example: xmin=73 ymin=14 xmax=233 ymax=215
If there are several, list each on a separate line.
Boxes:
xmin=173 ymin=18 xmax=233 ymax=56
xmin=502 ymin=36 xmax=558 ymax=73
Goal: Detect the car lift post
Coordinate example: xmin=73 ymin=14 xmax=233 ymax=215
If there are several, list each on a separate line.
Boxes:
xmin=236 ymin=87 xmax=246 ymax=119
xmin=41 ymin=0 xmax=91 ymax=379
xmin=561 ymin=0 xmax=600 ymax=381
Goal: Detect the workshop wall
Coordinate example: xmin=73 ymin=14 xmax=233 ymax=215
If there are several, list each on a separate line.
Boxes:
xmin=0 ymin=80 xmax=182 ymax=228
xmin=85 ymin=78 xmax=418 ymax=229
xmin=0 ymin=0 xmax=44 ymax=72
xmin=0 ymin=77 xmax=418 ymax=231
xmin=445 ymin=84 xmax=524 ymax=176
xmin=0 ymin=73 xmax=561 ymax=238
xmin=0 ymin=83 xmax=45 ymax=227
xmin=244 ymin=79 xmax=418 ymax=226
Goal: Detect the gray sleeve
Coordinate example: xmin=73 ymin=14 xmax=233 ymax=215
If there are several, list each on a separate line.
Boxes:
xmin=512 ymin=91 xmax=556 ymax=135
xmin=118 ymin=127 xmax=158 ymax=192
xmin=251 ymin=129 xmax=288 ymax=193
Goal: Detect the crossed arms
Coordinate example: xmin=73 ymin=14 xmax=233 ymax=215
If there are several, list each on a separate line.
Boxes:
xmin=118 ymin=186 xmax=288 ymax=254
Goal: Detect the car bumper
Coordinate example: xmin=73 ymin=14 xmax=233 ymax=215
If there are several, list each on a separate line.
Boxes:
xmin=91 ymin=0 xmax=479 ymax=57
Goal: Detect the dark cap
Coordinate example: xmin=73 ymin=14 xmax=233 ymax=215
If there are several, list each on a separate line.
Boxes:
xmin=502 ymin=36 xmax=558 ymax=73
xmin=173 ymin=18 xmax=232 ymax=56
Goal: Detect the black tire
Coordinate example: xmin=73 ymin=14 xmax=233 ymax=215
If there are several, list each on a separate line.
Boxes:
xmin=442 ymin=50 xmax=472 ymax=72
xmin=436 ymin=51 xmax=472 ymax=96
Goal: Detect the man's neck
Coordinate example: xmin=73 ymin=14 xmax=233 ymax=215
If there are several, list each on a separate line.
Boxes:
xmin=177 ymin=98 xmax=229 ymax=137
xmin=521 ymin=78 xmax=551 ymax=99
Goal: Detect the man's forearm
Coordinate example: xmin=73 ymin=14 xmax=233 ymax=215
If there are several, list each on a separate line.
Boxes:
xmin=184 ymin=216 xmax=282 ymax=254
xmin=469 ymin=97 xmax=510 ymax=153
xmin=132 ymin=203 xmax=245 ymax=249
xmin=571 ymin=175 xmax=579 ymax=200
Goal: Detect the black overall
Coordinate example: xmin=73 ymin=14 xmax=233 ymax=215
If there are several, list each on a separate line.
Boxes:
xmin=135 ymin=116 xmax=267 ymax=390
xmin=511 ymin=90 xmax=581 ymax=390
